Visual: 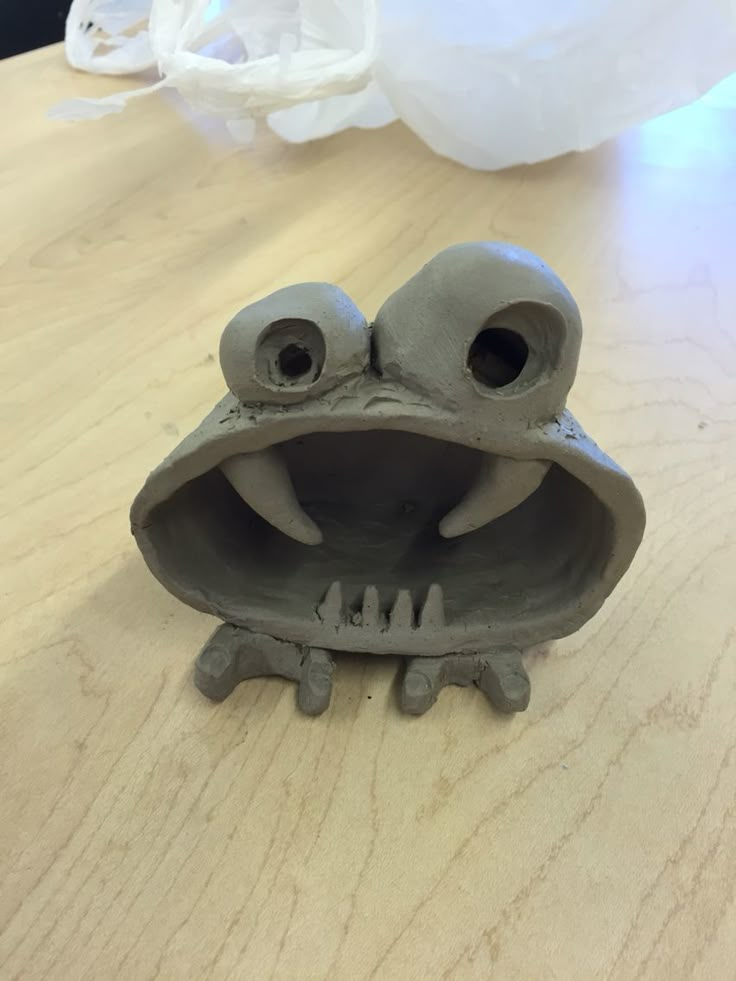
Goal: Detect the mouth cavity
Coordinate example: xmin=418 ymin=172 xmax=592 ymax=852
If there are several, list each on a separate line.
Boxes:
xmin=220 ymin=442 xmax=549 ymax=545
xmin=146 ymin=430 xmax=612 ymax=633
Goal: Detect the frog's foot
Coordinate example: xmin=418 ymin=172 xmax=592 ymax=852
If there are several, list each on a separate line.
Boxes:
xmin=401 ymin=648 xmax=530 ymax=715
xmin=194 ymin=624 xmax=335 ymax=715
xmin=297 ymin=648 xmax=335 ymax=715
xmin=476 ymin=648 xmax=530 ymax=713
xmin=400 ymin=656 xmax=450 ymax=715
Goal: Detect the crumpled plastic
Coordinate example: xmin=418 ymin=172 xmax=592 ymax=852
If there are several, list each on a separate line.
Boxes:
xmin=51 ymin=0 xmax=736 ymax=170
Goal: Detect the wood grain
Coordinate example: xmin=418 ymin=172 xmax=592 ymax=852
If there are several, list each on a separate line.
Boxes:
xmin=1 ymin=46 xmax=735 ymax=981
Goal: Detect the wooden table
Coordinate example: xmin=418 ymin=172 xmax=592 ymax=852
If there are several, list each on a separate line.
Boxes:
xmin=2 ymin=45 xmax=735 ymax=981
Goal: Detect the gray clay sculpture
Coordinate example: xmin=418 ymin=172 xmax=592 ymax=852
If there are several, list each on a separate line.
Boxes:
xmin=131 ymin=243 xmax=645 ymax=716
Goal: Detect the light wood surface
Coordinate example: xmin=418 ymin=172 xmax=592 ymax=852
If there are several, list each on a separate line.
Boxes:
xmin=2 ymin=45 xmax=735 ymax=981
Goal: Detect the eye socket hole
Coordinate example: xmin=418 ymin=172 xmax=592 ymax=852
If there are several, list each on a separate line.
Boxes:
xmin=468 ymin=327 xmax=528 ymax=389
xmin=278 ymin=344 xmax=313 ymax=379
xmin=255 ymin=318 xmax=325 ymax=389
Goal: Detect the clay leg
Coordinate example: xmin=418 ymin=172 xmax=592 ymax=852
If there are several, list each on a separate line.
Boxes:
xmin=194 ymin=624 xmax=244 ymax=702
xmin=298 ymin=648 xmax=335 ymax=716
xmin=476 ymin=648 xmax=530 ymax=713
xmin=195 ymin=624 xmax=335 ymax=715
xmin=400 ymin=648 xmax=530 ymax=715
xmin=401 ymin=657 xmax=449 ymax=715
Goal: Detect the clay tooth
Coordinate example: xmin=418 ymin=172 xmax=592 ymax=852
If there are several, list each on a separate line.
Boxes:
xmin=419 ymin=584 xmax=445 ymax=628
xmin=439 ymin=456 xmax=550 ymax=539
xmin=317 ymin=581 xmax=344 ymax=625
xmin=220 ymin=448 xmax=322 ymax=546
xmin=361 ymin=586 xmax=381 ymax=628
xmin=389 ymin=589 xmax=415 ymax=630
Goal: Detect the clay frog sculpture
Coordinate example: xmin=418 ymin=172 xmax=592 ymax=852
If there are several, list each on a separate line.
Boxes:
xmin=131 ymin=243 xmax=645 ymax=716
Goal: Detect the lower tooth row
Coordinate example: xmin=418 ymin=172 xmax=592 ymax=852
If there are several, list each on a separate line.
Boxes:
xmin=316 ymin=583 xmax=446 ymax=630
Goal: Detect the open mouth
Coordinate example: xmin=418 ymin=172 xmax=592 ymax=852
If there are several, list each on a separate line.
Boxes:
xmin=146 ymin=430 xmax=612 ymax=636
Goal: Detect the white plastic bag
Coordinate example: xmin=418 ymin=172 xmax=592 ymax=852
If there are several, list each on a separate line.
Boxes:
xmin=53 ymin=0 xmax=736 ymax=169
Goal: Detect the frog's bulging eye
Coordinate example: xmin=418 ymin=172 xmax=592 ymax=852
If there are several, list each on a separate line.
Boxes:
xmin=373 ymin=242 xmax=582 ymax=422
xmin=468 ymin=326 xmax=528 ymax=389
xmin=220 ymin=283 xmax=368 ymax=405
xmin=464 ymin=301 xmax=570 ymax=399
xmin=279 ymin=343 xmax=315 ymax=379
xmin=254 ymin=319 xmax=326 ymax=390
